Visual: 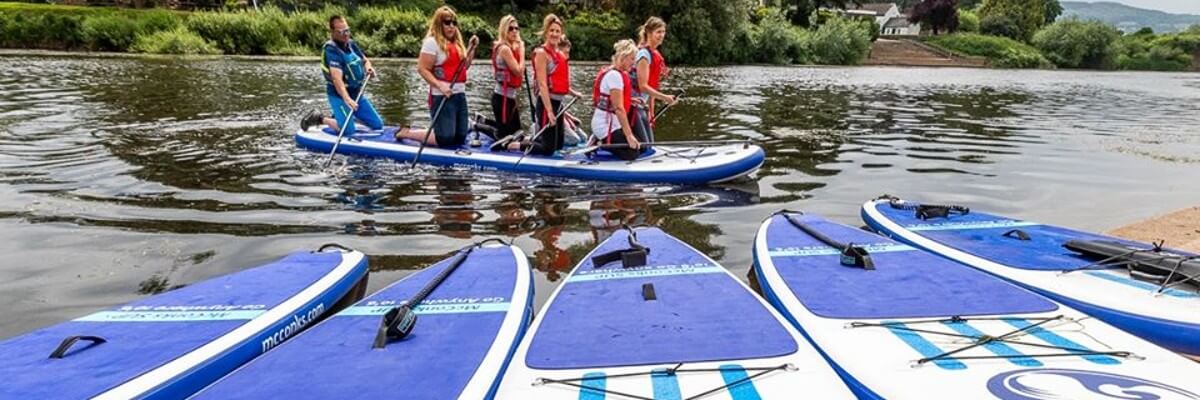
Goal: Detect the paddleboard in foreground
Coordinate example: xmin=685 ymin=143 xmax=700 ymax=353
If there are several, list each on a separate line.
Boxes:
xmin=862 ymin=196 xmax=1200 ymax=358
xmin=754 ymin=211 xmax=1200 ymax=399
xmin=193 ymin=239 xmax=532 ymax=400
xmin=0 ymin=245 xmax=369 ymax=400
xmin=296 ymin=126 xmax=764 ymax=184
xmin=496 ymin=226 xmax=854 ymax=399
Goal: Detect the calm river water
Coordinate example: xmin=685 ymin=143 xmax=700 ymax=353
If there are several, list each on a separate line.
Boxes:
xmin=2 ymin=54 xmax=1198 ymax=338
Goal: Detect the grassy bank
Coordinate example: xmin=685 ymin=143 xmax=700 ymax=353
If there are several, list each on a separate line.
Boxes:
xmin=0 ymin=2 xmax=874 ymax=65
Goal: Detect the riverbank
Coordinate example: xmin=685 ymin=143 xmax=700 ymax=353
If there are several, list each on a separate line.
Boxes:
xmin=1110 ymin=206 xmax=1200 ymax=252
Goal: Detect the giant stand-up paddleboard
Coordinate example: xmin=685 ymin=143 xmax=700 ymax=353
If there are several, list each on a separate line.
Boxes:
xmin=496 ymin=226 xmax=854 ymax=399
xmin=296 ymin=127 xmax=764 ymax=184
xmin=193 ymin=240 xmax=532 ymax=399
xmin=754 ymin=212 xmax=1200 ymax=399
xmin=0 ymin=245 xmax=369 ymax=399
xmin=862 ymin=197 xmax=1200 ymax=359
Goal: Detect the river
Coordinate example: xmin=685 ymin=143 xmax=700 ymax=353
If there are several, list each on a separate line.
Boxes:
xmin=1 ymin=54 xmax=1198 ymax=338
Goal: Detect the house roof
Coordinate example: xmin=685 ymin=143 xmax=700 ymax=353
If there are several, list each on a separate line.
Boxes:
xmin=884 ymin=16 xmax=912 ymax=28
xmin=849 ymin=3 xmax=897 ymax=16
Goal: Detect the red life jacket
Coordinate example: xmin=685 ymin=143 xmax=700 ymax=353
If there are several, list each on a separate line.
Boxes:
xmin=492 ymin=42 xmax=523 ymax=95
xmin=645 ymin=46 xmax=666 ymax=89
xmin=592 ymin=66 xmax=633 ymax=143
xmin=538 ymin=45 xmax=571 ymax=96
xmin=433 ymin=43 xmax=468 ymax=84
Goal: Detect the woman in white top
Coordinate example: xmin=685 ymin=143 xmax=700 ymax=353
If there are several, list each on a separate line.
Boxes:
xmin=589 ymin=39 xmax=643 ymax=161
xmin=396 ymin=6 xmax=479 ymax=148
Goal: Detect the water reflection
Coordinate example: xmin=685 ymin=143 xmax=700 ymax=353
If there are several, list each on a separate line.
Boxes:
xmin=2 ymin=55 xmax=1200 ymax=338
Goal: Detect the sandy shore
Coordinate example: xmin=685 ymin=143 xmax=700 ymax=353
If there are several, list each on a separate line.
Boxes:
xmin=1108 ymin=206 xmax=1200 ymax=252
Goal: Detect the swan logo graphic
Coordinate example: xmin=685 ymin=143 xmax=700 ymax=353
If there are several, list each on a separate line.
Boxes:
xmin=988 ymin=369 xmax=1200 ymax=400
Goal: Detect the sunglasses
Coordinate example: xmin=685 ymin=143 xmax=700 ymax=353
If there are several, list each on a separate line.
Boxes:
xmin=338 ymin=28 xmax=351 ymax=35
xmin=508 ymin=25 xmax=520 ymax=32
xmin=443 ymin=19 xmax=457 ymax=27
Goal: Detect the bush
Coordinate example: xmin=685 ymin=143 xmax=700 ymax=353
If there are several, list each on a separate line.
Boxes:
xmin=185 ymin=10 xmax=286 ymax=55
xmin=563 ymin=11 xmax=624 ymax=62
xmin=1032 ymin=18 xmax=1120 ymax=69
xmin=752 ymin=7 xmax=805 ymax=64
xmin=81 ymin=14 xmax=139 ymax=51
xmin=131 ymin=27 xmax=220 ymax=55
xmin=926 ymin=33 xmax=1050 ymax=68
xmin=353 ymin=7 xmax=428 ymax=57
xmin=1113 ymin=30 xmax=1197 ymax=71
xmin=958 ymin=9 xmax=980 ymax=33
xmin=805 ymin=16 xmax=872 ymax=65
xmin=979 ymin=13 xmax=1021 ymax=40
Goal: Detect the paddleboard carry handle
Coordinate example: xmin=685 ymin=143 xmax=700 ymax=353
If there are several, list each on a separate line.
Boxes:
xmin=1002 ymin=229 xmax=1031 ymax=241
xmin=778 ymin=210 xmax=875 ymax=270
xmin=591 ymin=226 xmax=649 ymax=269
xmin=49 ymin=335 xmax=106 ymax=359
xmin=876 ymin=195 xmax=970 ymax=220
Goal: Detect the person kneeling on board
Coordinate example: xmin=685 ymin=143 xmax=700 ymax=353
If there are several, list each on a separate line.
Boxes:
xmin=301 ymin=15 xmax=383 ymax=135
xmin=589 ymin=39 xmax=645 ymax=161
xmin=394 ymin=6 xmax=479 ymax=148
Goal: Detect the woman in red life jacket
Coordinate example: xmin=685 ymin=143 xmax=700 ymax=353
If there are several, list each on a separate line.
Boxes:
xmin=631 ymin=16 xmax=676 ymax=143
xmin=489 ymin=15 xmax=524 ymax=141
xmin=527 ymin=14 xmax=571 ymax=156
xmin=590 ymin=39 xmax=644 ymax=161
xmin=397 ymin=6 xmax=479 ymax=148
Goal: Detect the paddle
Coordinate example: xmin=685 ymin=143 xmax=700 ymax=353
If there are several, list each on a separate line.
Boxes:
xmin=513 ymin=95 xmax=578 ymax=168
xmin=411 ymin=38 xmax=478 ymax=169
xmin=324 ymin=74 xmax=372 ymax=168
xmin=653 ymin=89 xmax=685 ymax=122
xmin=523 ymin=46 xmax=539 ymax=132
xmin=562 ymin=139 xmax=754 ymax=156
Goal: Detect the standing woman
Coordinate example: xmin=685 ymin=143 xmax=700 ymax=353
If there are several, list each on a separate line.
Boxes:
xmin=401 ymin=6 xmax=479 ymax=148
xmin=490 ymin=15 xmax=524 ymax=141
xmin=528 ymin=14 xmax=571 ymax=156
xmin=590 ymin=39 xmax=643 ymax=161
xmin=631 ymin=16 xmax=676 ymax=142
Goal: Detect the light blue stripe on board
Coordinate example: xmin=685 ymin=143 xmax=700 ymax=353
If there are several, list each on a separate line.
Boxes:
xmin=568 ymin=264 xmax=723 ymax=283
xmin=719 ymin=364 xmax=763 ymax=400
xmin=1004 ymin=318 xmax=1120 ymax=365
xmin=882 ymin=321 xmax=966 ymax=370
xmin=651 ymin=369 xmax=682 ymax=400
xmin=579 ymin=372 xmax=606 ymax=400
xmin=338 ymin=302 xmax=511 ymax=316
xmin=905 ymin=220 xmax=1040 ymax=231
xmin=1083 ymin=271 xmax=1198 ymax=299
xmin=74 ymin=310 xmax=265 ymax=322
xmin=942 ymin=320 xmax=1042 ymax=367
xmin=768 ymin=243 xmax=915 ymax=257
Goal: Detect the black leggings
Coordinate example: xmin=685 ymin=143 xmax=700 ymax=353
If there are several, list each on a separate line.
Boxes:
xmin=529 ymin=98 xmax=564 ymax=156
xmin=606 ymin=123 xmax=648 ymax=161
xmin=490 ymin=92 xmax=522 ymax=140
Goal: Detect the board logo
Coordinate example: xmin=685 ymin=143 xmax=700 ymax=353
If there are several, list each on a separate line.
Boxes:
xmin=988 ymin=368 xmax=1200 ymax=400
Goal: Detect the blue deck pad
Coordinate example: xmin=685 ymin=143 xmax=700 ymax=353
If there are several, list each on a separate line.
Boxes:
xmin=194 ymin=246 xmax=523 ymax=400
xmin=763 ymin=214 xmax=1057 ymax=319
xmin=526 ymin=228 xmax=798 ymax=370
xmin=0 ymin=251 xmax=358 ymax=400
xmin=871 ymin=204 xmax=1199 ymax=272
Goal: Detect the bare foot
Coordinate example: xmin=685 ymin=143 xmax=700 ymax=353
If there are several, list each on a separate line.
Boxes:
xmin=393 ymin=127 xmax=410 ymax=141
xmin=506 ymin=141 xmax=523 ymax=152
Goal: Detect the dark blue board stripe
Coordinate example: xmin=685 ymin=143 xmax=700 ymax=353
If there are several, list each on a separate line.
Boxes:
xmin=718 ymin=364 xmax=763 ymax=400
xmin=942 ymin=320 xmax=1042 ymax=367
xmin=1003 ymin=318 xmax=1121 ymax=365
xmin=882 ymin=321 xmax=966 ymax=370
xmin=579 ymin=372 xmax=606 ymax=400
xmin=651 ymin=369 xmax=681 ymax=400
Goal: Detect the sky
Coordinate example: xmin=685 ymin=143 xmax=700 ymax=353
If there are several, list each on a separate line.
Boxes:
xmin=1087 ymin=0 xmax=1200 ymax=15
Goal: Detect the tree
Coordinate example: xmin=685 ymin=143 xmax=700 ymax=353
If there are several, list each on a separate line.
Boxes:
xmin=909 ymin=0 xmax=959 ymax=35
xmin=980 ymin=13 xmax=1021 ymax=39
xmin=1032 ymin=18 xmax=1120 ymax=69
xmin=978 ymin=0 xmax=1052 ymax=41
xmin=782 ymin=0 xmax=862 ymax=27
xmin=1043 ymin=0 xmax=1062 ymax=25
xmin=958 ymin=9 xmax=980 ymax=32
xmin=620 ymin=0 xmax=751 ymax=65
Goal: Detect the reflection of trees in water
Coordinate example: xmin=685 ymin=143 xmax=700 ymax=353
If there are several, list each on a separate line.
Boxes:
xmin=756 ymin=85 xmax=852 ymax=180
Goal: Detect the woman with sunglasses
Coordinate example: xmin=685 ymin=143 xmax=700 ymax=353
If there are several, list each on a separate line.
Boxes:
xmin=489 ymin=15 xmax=524 ymax=141
xmin=398 ymin=6 xmax=479 ymax=148
xmin=524 ymin=14 xmax=571 ymax=156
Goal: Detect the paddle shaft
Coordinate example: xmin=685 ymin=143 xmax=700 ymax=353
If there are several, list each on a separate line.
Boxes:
xmin=652 ymin=90 xmax=685 ymax=122
xmin=523 ymin=49 xmax=538 ymax=131
xmin=514 ymin=96 xmax=578 ymax=167
xmin=324 ymin=74 xmax=372 ymax=168
xmin=411 ymin=42 xmax=477 ymax=168
xmin=565 ymin=139 xmax=753 ymax=155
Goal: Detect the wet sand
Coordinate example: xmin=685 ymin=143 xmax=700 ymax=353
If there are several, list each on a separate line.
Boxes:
xmin=1109 ymin=206 xmax=1200 ymax=253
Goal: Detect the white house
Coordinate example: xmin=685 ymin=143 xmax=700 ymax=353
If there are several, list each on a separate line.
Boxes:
xmin=841 ymin=3 xmax=922 ymax=36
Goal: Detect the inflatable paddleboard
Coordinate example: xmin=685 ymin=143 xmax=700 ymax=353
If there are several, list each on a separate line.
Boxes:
xmin=193 ymin=239 xmax=532 ymax=400
xmin=862 ymin=197 xmax=1200 ymax=358
xmin=496 ymin=226 xmax=854 ymax=399
xmin=754 ymin=212 xmax=1200 ymax=398
xmin=0 ymin=245 xmax=368 ymax=400
xmin=296 ymin=127 xmax=764 ymax=184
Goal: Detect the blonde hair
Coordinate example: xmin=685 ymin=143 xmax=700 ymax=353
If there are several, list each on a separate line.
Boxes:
xmin=426 ymin=6 xmax=466 ymax=55
xmin=638 ymin=17 xmax=666 ymax=46
xmin=494 ymin=14 xmax=522 ymax=49
xmin=538 ymin=14 xmax=564 ymax=40
xmin=612 ymin=39 xmax=637 ymax=65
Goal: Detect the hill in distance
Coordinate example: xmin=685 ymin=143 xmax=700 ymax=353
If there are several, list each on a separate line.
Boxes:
xmin=1061 ymin=1 xmax=1200 ymax=33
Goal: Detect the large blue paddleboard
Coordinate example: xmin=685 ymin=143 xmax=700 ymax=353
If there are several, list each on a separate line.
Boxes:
xmin=297 ymin=127 xmax=764 ymax=184
xmin=754 ymin=212 xmax=1200 ymax=398
xmin=193 ymin=240 xmax=532 ymax=400
xmin=496 ymin=227 xmax=853 ymax=399
xmin=0 ymin=246 xmax=368 ymax=400
xmin=862 ymin=197 xmax=1200 ymax=358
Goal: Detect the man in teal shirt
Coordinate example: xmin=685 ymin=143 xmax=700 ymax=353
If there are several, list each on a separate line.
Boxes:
xmin=301 ymin=15 xmax=383 ymax=134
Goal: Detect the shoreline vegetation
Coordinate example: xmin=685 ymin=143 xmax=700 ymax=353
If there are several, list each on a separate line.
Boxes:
xmin=0 ymin=1 xmax=1197 ymax=71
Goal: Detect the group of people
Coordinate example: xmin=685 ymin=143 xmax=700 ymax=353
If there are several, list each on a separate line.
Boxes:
xmin=300 ymin=6 xmax=677 ymax=161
